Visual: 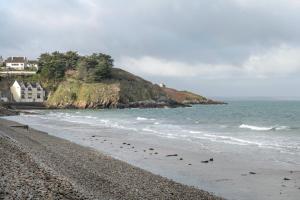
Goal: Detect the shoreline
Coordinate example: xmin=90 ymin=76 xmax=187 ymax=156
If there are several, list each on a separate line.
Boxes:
xmin=0 ymin=118 xmax=223 ymax=200
xmin=3 ymin=108 xmax=300 ymax=200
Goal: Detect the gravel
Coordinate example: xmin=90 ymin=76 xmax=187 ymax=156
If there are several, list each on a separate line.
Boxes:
xmin=0 ymin=119 xmax=224 ymax=200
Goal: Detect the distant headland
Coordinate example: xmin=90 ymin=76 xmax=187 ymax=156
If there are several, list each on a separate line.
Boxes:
xmin=0 ymin=52 xmax=225 ymax=109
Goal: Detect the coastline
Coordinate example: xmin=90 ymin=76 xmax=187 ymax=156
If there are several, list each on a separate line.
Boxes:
xmin=0 ymin=118 xmax=223 ymax=200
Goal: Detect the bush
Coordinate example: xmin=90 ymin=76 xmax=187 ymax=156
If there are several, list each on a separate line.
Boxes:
xmin=38 ymin=51 xmax=113 ymax=84
xmin=77 ymin=53 xmax=113 ymax=82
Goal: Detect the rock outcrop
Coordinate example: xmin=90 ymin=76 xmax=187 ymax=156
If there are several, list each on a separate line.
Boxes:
xmin=0 ymin=106 xmax=19 ymax=116
xmin=47 ymin=68 xmax=185 ymax=108
xmin=45 ymin=68 xmax=225 ymax=109
xmin=162 ymin=87 xmax=226 ymax=105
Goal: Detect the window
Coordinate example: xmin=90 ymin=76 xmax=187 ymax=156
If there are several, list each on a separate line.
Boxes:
xmin=37 ymin=94 xmax=41 ymax=99
xmin=21 ymin=95 xmax=25 ymax=99
xmin=28 ymin=87 xmax=32 ymax=91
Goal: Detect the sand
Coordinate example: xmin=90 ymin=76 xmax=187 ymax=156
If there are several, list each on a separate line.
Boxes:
xmin=4 ymin=114 xmax=300 ymax=200
xmin=0 ymin=118 xmax=223 ymax=200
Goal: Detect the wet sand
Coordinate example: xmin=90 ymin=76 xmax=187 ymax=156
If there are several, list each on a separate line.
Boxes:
xmin=9 ymin=117 xmax=299 ymax=200
xmin=0 ymin=119 xmax=223 ymax=200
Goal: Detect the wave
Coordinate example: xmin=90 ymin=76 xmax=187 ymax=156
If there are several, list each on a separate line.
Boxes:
xmin=239 ymin=124 xmax=289 ymax=131
xmin=136 ymin=117 xmax=155 ymax=121
xmin=189 ymin=130 xmax=202 ymax=134
xmin=203 ymin=133 xmax=263 ymax=146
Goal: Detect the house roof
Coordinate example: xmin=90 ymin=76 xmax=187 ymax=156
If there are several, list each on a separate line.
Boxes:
xmin=6 ymin=57 xmax=27 ymax=63
xmin=15 ymin=80 xmax=42 ymax=89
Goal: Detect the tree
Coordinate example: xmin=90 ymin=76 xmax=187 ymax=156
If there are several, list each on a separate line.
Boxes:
xmin=77 ymin=53 xmax=113 ymax=82
xmin=94 ymin=53 xmax=113 ymax=81
xmin=65 ymin=51 xmax=80 ymax=70
xmin=38 ymin=52 xmax=66 ymax=82
xmin=37 ymin=51 xmax=113 ymax=84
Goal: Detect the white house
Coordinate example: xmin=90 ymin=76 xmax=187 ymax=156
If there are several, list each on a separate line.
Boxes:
xmin=5 ymin=57 xmax=27 ymax=70
xmin=10 ymin=80 xmax=45 ymax=102
xmin=5 ymin=57 xmax=39 ymax=70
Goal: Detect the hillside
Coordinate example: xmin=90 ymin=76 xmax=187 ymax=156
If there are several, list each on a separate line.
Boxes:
xmin=162 ymin=87 xmax=225 ymax=105
xmin=1 ymin=51 xmax=225 ymax=109
xmin=48 ymin=68 xmax=178 ymax=108
xmin=47 ymin=68 xmax=224 ymax=108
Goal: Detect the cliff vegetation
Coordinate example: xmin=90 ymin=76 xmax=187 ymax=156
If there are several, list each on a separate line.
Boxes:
xmin=1 ymin=51 xmax=225 ymax=108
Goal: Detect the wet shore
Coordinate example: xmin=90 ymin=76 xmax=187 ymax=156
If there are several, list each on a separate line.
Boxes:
xmin=0 ymin=119 xmax=223 ymax=200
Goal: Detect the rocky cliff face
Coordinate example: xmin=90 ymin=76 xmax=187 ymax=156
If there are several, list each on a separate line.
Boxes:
xmin=47 ymin=81 xmax=121 ymax=108
xmin=46 ymin=68 xmax=224 ymax=109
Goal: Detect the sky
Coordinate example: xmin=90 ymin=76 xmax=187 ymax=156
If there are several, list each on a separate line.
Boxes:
xmin=1 ymin=0 xmax=300 ymax=99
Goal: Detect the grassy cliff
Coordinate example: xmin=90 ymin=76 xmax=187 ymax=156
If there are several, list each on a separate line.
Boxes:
xmin=47 ymin=80 xmax=120 ymax=108
xmin=1 ymin=68 xmax=223 ymax=108
xmin=47 ymin=68 xmax=221 ymax=108
xmin=47 ymin=68 xmax=174 ymax=108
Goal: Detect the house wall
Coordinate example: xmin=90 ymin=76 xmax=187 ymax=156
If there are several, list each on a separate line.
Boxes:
xmin=22 ymin=87 xmax=44 ymax=103
xmin=10 ymin=81 xmax=45 ymax=103
xmin=6 ymin=63 xmax=25 ymax=70
xmin=10 ymin=81 xmax=22 ymax=102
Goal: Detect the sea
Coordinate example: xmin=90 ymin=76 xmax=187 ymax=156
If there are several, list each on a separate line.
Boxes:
xmin=3 ymin=101 xmax=300 ymax=200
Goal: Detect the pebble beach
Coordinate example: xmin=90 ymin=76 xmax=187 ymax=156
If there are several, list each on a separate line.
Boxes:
xmin=0 ymin=118 xmax=223 ymax=200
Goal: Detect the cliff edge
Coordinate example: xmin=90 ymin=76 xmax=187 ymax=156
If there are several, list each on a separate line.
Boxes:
xmin=47 ymin=68 xmax=224 ymax=108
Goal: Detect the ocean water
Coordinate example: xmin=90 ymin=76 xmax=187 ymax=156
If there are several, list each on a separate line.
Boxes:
xmin=12 ymin=101 xmax=300 ymax=156
xmin=3 ymin=101 xmax=300 ymax=199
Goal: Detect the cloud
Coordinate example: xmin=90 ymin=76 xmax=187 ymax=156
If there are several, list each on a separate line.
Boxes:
xmin=119 ymin=44 xmax=300 ymax=79
xmin=1 ymin=0 xmax=300 ymax=63
xmin=243 ymin=44 xmax=300 ymax=77
xmin=1 ymin=0 xmax=300 ymax=97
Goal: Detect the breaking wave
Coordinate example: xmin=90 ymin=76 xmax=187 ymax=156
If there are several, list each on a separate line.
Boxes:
xmin=239 ymin=124 xmax=289 ymax=131
xmin=136 ymin=117 xmax=155 ymax=121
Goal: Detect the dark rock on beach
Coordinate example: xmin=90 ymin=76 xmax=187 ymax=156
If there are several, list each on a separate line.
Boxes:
xmin=166 ymin=154 xmax=178 ymax=157
xmin=0 ymin=106 xmax=19 ymax=116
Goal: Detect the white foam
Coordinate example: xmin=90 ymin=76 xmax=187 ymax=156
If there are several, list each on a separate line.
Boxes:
xmin=275 ymin=126 xmax=289 ymax=131
xmin=137 ymin=117 xmax=148 ymax=121
xmin=137 ymin=117 xmax=155 ymax=121
xmin=202 ymin=134 xmax=252 ymax=145
xmin=240 ymin=124 xmax=290 ymax=131
xmin=189 ymin=130 xmax=202 ymax=134
xmin=240 ymin=124 xmax=275 ymax=131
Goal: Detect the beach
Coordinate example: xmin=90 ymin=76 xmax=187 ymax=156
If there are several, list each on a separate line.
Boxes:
xmin=2 ymin=102 xmax=300 ymax=200
xmin=0 ymin=118 xmax=222 ymax=200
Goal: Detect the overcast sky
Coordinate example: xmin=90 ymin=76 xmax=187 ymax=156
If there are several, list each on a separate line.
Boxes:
xmin=1 ymin=0 xmax=300 ymax=99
